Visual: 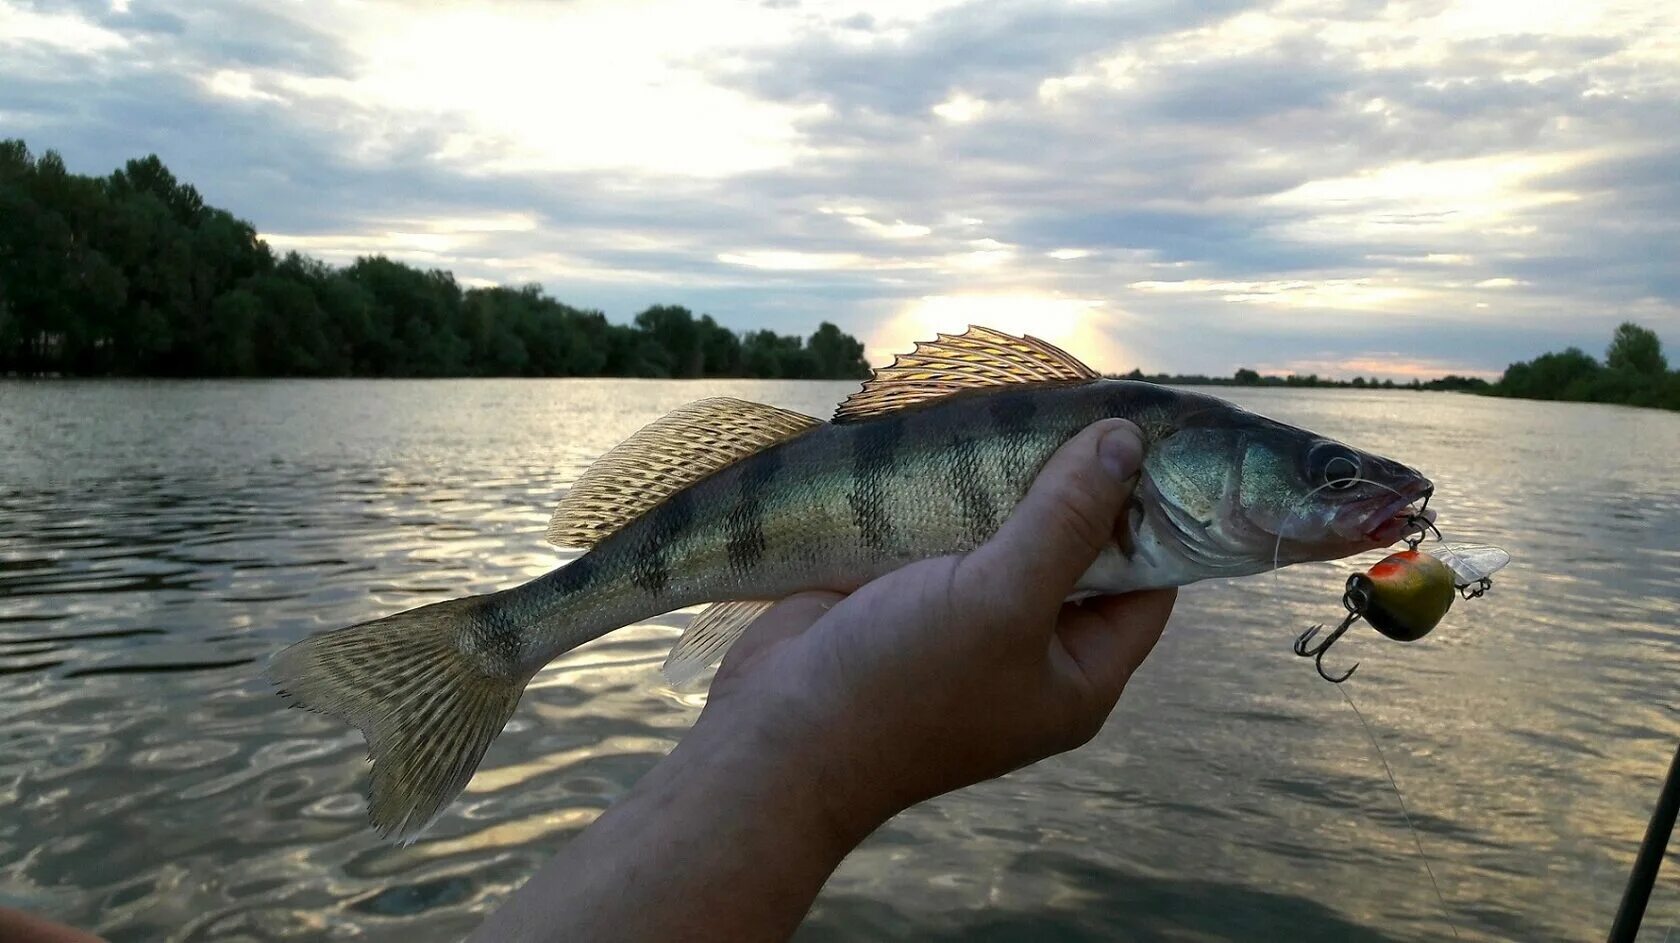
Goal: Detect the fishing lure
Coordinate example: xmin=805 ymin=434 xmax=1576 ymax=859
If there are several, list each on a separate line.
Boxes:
xmin=1293 ymin=507 xmax=1511 ymax=683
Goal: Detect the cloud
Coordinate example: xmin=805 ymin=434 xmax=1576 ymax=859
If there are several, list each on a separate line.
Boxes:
xmin=842 ymin=214 xmax=933 ymax=238
xmin=721 ymin=0 xmax=1255 ymax=116
xmin=2 ymin=0 xmax=1677 ymax=378
xmin=0 ymin=2 xmax=126 ymax=53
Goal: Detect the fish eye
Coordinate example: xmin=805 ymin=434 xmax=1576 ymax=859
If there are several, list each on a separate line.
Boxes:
xmin=1325 ymin=457 xmax=1360 ymax=489
xmin=1309 ymin=443 xmax=1362 ymax=491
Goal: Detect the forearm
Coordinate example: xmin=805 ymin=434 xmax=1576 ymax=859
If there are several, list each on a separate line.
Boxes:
xmin=471 ymin=718 xmax=864 ymax=943
xmin=0 ymin=907 xmax=107 ymax=943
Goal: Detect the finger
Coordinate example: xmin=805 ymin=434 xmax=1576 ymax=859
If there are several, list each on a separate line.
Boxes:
xmin=959 ymin=419 xmax=1145 ymax=622
xmin=718 ymin=591 xmax=845 ymax=677
xmin=1055 ymin=588 xmax=1176 ymax=703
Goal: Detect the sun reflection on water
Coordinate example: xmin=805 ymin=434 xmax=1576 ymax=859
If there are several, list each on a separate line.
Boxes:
xmin=0 ymin=378 xmax=1674 ymax=942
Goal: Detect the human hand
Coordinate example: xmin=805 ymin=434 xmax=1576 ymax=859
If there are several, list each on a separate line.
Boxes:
xmin=472 ymin=419 xmax=1176 ymax=943
xmin=692 ymin=418 xmax=1177 ymax=847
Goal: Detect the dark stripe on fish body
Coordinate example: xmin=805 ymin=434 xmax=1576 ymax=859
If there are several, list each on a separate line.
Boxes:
xmin=987 ymin=389 xmax=1040 ymax=483
xmin=466 ymin=600 xmax=526 ymax=674
xmin=989 ymin=389 xmax=1039 ymax=438
xmin=542 ymin=552 xmax=598 ymax=600
xmin=949 ymin=435 xmax=996 ymax=546
xmin=630 ymin=489 xmax=695 ymax=595
xmin=1107 ymin=381 xmax=1174 ymax=430
xmin=848 ymin=417 xmax=903 ymax=553
xmin=726 ymin=448 xmax=779 ymax=573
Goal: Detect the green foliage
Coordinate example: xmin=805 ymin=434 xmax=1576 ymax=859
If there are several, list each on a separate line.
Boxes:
xmin=1495 ymin=347 xmax=1599 ymax=400
xmin=1417 ymin=375 xmax=1490 ymax=392
xmin=1605 ymin=322 xmax=1666 ymax=377
xmin=808 ymin=321 xmax=871 ymax=380
xmin=633 ymin=305 xmax=703 ymax=378
xmin=1491 ymin=326 xmax=1677 ymax=410
xmin=741 ymin=329 xmax=814 ymax=379
xmin=1120 ymin=368 xmax=1365 ymax=388
xmin=0 ymin=140 xmax=870 ymax=381
xmin=1125 ymin=326 xmax=1671 ymax=411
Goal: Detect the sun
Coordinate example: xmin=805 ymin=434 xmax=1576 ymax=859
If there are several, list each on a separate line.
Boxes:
xmin=872 ymin=293 xmax=1128 ymax=372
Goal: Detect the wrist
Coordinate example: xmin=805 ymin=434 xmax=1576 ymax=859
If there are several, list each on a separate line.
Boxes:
xmin=682 ymin=703 xmax=892 ymax=860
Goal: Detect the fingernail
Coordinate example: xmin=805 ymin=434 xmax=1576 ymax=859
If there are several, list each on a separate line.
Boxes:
xmin=1098 ymin=421 xmax=1144 ymax=480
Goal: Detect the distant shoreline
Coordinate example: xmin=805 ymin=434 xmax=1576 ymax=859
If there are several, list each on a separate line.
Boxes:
xmin=1102 ymin=371 xmax=1489 ymax=393
xmin=2 ymin=371 xmax=1471 ymax=387
xmin=3 ymin=139 xmax=1676 ymax=410
xmin=0 ymin=373 xmax=871 ymax=382
xmin=8 ymin=371 xmax=1680 ymax=413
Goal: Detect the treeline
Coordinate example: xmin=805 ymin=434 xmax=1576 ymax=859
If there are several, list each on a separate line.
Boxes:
xmin=1486 ymin=322 xmax=1679 ymax=410
xmin=1116 ymin=324 xmax=1678 ymax=411
xmin=0 ymin=140 xmax=869 ymax=379
xmin=1110 ymin=367 xmax=1489 ymax=392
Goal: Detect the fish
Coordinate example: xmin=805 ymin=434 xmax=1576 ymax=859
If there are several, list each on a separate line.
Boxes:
xmin=270 ymin=326 xmax=1434 ymax=840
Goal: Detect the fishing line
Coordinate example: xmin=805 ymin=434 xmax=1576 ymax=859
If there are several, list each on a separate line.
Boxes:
xmin=1337 ymin=682 xmax=1461 ymax=941
xmin=1247 ymin=456 xmax=1463 ymax=934
xmin=1268 ymin=475 xmax=1419 ymax=580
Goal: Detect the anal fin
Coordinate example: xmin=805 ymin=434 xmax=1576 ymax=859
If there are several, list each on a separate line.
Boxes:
xmin=662 ymin=600 xmax=775 ymax=685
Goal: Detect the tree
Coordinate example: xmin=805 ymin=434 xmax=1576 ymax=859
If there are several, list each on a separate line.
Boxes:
xmin=1233 ymin=367 xmax=1261 ymax=385
xmin=807 ymin=321 xmax=869 ymax=379
xmin=0 ymin=138 xmax=877 ymax=380
xmin=205 ymin=289 xmax=263 ymax=375
xmin=1606 ymin=322 xmax=1666 ymax=377
xmin=741 ymin=329 xmax=813 ymax=378
xmin=633 ymin=305 xmax=702 ymax=378
xmin=697 ymin=315 xmax=741 ymax=375
xmin=1497 ymin=347 xmax=1600 ymax=400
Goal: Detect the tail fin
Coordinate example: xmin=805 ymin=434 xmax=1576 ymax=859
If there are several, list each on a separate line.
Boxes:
xmin=269 ymin=596 xmax=526 ymax=842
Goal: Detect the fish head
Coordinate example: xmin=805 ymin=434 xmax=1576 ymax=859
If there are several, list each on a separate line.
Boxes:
xmin=1144 ymin=404 xmax=1433 ymax=570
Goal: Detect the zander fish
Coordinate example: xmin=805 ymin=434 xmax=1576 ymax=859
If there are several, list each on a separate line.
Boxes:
xmin=271 ymin=327 xmax=1433 ymax=839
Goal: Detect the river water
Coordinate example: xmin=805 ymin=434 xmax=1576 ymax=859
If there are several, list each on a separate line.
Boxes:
xmin=1 ymin=379 xmax=1676 ymax=942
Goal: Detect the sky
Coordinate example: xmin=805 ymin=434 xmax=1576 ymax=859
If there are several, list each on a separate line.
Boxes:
xmin=2 ymin=0 xmax=1677 ymax=378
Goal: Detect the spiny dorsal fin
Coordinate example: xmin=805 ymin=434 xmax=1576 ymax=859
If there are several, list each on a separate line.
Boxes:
xmin=833 ymin=325 xmax=1099 ymax=423
xmin=662 ymin=599 xmax=775 ymax=685
xmin=547 ymin=399 xmax=822 ymax=549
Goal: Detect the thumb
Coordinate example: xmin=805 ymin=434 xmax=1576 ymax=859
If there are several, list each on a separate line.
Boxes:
xmin=960 ymin=418 xmax=1145 ymax=621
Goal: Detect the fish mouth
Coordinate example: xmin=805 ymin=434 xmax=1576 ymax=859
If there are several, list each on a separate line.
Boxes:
xmin=1358 ymin=479 xmax=1436 ymax=546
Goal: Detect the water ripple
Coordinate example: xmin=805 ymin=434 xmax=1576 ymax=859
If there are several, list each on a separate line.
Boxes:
xmin=0 ymin=379 xmax=1676 ymax=942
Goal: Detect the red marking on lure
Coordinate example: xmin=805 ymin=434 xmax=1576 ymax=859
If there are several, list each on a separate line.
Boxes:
xmin=1297 ymin=539 xmax=1509 ymax=683
xmin=1355 ymin=549 xmax=1457 ymax=642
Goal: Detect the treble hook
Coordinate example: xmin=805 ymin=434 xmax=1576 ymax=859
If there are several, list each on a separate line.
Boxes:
xmin=1293 ymin=576 xmax=1371 ymax=683
xmin=1294 ymin=612 xmax=1362 ymax=683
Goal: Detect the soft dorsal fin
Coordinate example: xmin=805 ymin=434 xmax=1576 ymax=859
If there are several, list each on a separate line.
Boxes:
xmin=547 ymin=398 xmax=822 ymax=549
xmin=662 ymin=599 xmax=775 ymax=685
xmin=833 ymin=325 xmax=1099 ymax=423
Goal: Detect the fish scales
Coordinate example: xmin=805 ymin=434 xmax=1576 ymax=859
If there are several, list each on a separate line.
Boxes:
xmin=270 ymin=329 xmax=1434 ymax=841
xmin=499 ymin=382 xmax=1124 ymax=669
